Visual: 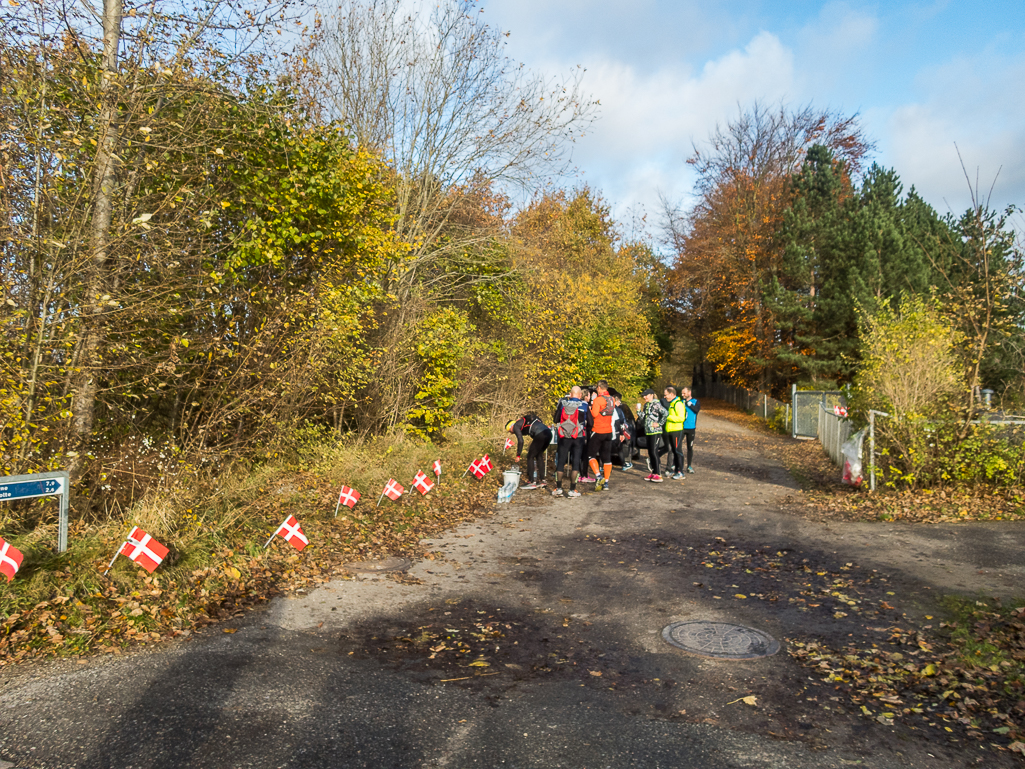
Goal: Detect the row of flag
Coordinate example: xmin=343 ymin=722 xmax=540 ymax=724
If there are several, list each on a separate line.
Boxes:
xmin=0 ymin=454 xmax=497 ymax=583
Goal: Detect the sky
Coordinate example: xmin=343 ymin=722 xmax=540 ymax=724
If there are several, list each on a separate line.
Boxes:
xmin=477 ymin=0 xmax=1025 ymax=231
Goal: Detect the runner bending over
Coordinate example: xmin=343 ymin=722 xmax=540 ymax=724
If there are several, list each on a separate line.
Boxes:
xmin=506 ymin=415 xmax=553 ymax=489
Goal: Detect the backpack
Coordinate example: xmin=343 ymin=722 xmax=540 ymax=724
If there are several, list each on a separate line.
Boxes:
xmin=598 ymin=394 xmax=616 ymax=417
xmin=557 ymin=399 xmax=584 ymax=439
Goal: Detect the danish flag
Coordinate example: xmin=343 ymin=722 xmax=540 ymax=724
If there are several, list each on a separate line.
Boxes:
xmin=504 ymin=437 xmax=514 ymax=450
xmin=412 ymin=470 xmax=434 ymax=495
xmin=383 ymin=479 xmax=404 ymax=500
xmin=432 ymin=459 xmax=441 ymax=476
xmin=120 ymin=527 xmax=169 ymax=574
xmin=468 ymin=459 xmax=487 ymax=479
xmin=337 ymin=485 xmax=361 ymax=508
xmin=480 ymin=454 xmax=493 ymax=473
xmin=0 ymin=537 xmax=24 ymax=582
xmin=274 ymin=515 xmax=309 ymax=551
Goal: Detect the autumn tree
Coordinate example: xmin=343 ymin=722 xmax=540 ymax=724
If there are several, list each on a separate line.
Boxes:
xmin=305 ymin=0 xmax=598 ymax=431
xmin=666 ymin=103 xmax=873 ymax=393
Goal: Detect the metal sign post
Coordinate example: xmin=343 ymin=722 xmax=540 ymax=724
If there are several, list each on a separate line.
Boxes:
xmin=0 ymin=471 xmax=71 ymax=552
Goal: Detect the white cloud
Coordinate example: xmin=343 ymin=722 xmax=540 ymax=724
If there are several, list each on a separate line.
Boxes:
xmin=882 ymin=51 xmax=1025 ymax=214
xmin=568 ymin=31 xmax=796 ymax=219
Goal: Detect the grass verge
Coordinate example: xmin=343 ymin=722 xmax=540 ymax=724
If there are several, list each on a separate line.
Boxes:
xmin=0 ymin=421 xmax=510 ymax=666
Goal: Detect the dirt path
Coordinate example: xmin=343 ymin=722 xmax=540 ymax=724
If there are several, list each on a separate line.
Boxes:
xmin=2 ymin=410 xmax=1023 ymax=768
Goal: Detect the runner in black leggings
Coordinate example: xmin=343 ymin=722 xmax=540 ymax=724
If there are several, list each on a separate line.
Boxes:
xmin=507 ymin=414 xmax=552 ymax=489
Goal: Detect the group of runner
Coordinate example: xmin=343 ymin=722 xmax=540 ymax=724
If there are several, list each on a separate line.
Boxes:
xmin=505 ymin=380 xmax=700 ymax=498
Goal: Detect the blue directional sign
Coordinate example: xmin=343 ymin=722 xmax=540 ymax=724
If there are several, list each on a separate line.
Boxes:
xmin=0 ymin=471 xmax=71 ymax=552
xmin=0 ymin=477 xmax=65 ymax=501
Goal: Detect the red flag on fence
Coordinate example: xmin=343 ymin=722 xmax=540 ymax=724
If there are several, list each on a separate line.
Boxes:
xmin=338 ymin=486 xmax=361 ymax=508
xmin=120 ymin=527 xmax=169 ymax=574
xmin=0 ymin=537 xmax=24 ymax=582
xmin=412 ymin=471 xmax=435 ymax=495
xmin=383 ymin=479 xmax=404 ymax=500
xmin=273 ymin=515 xmax=309 ymax=551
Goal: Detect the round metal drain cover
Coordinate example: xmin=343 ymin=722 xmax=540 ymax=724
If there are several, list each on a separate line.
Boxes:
xmin=343 ymin=557 xmax=411 ymax=574
xmin=662 ymin=621 xmax=780 ymax=659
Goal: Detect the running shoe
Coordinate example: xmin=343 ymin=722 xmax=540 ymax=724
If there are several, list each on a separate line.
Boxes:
xmin=551 ymin=488 xmax=564 ymax=497
xmin=687 ymin=466 xmax=695 ymax=474
xmin=672 ymin=472 xmax=685 ymax=481
xmin=567 ymin=489 xmax=581 ymax=498
xmin=650 ymin=474 xmax=664 ymax=483
xmin=644 ymin=473 xmax=654 ymax=482
xmin=595 ymin=477 xmax=605 ymax=492
xmin=622 ymin=462 xmax=633 ymax=470
xmin=579 ymin=475 xmax=595 ymax=483
xmin=520 ymin=482 xmax=540 ymax=490
xmin=601 ymin=480 xmax=611 ymax=491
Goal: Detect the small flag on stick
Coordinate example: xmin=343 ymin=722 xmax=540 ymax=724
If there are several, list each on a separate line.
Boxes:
xmin=377 ymin=479 xmax=404 ymax=507
xmin=468 ymin=459 xmax=487 ymax=479
xmin=432 ymin=459 xmax=441 ymax=477
xmin=333 ymin=485 xmax=361 ymax=517
xmin=412 ymin=470 xmax=434 ymax=495
xmin=480 ymin=454 xmax=493 ymax=473
xmin=0 ymin=537 xmax=24 ymax=582
xmin=106 ymin=526 xmax=168 ymax=575
xmin=504 ymin=437 xmax=514 ymax=452
xmin=264 ymin=514 xmax=309 ymax=551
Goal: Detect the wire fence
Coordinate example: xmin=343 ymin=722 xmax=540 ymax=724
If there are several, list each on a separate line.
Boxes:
xmin=703 ymin=381 xmax=789 ymax=424
xmin=818 ymin=405 xmax=853 ymax=466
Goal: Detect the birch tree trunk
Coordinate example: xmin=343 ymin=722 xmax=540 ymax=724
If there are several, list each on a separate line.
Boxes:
xmin=69 ymin=0 xmax=122 ymax=475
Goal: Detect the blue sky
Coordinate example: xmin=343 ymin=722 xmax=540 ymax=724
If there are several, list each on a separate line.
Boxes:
xmin=478 ymin=0 xmax=1025 ymax=229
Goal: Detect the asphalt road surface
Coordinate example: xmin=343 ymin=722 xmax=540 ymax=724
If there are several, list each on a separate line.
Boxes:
xmin=3 ymin=413 xmax=1024 ymax=768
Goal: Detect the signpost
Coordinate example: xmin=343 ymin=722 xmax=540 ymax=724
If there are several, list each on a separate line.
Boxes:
xmin=0 ymin=471 xmax=70 ymax=553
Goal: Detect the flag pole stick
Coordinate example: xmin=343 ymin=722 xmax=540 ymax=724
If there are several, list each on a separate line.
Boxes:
xmin=376 ymin=491 xmax=386 ymax=508
xmin=264 ymin=516 xmax=287 ymax=549
xmin=332 ymin=482 xmax=345 ymax=518
xmin=103 ymin=542 xmax=126 ymax=576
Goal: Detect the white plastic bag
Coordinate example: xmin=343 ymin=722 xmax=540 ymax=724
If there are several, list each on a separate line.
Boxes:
xmin=841 ymin=428 xmax=866 ymax=487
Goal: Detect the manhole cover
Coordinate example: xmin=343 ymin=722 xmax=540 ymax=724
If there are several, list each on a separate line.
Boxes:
xmin=343 ymin=557 xmax=412 ymax=574
xmin=662 ymin=621 xmax=780 ymax=659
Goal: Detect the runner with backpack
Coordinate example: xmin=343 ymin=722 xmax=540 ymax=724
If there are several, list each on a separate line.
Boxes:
xmin=552 ymin=386 xmax=592 ymax=498
xmin=506 ymin=414 xmax=553 ymax=489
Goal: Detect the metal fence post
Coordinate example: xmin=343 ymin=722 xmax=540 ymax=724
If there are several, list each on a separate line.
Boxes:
xmin=868 ymin=409 xmax=889 ymax=492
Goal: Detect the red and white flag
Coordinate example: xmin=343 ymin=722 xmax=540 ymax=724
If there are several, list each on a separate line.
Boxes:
xmin=383 ymin=479 xmax=404 ymax=500
xmin=273 ymin=515 xmax=309 ymax=551
xmin=412 ymin=470 xmax=434 ymax=495
xmin=432 ymin=459 xmax=441 ymax=477
xmin=120 ymin=527 xmax=169 ymax=574
xmin=337 ymin=485 xmax=361 ymax=508
xmin=504 ymin=437 xmax=514 ymax=451
xmin=480 ymin=454 xmax=493 ymax=473
xmin=468 ymin=459 xmax=487 ymax=479
xmin=0 ymin=537 xmax=24 ymax=582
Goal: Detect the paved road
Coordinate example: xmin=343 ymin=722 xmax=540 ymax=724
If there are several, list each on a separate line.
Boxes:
xmin=2 ymin=413 xmax=1023 ymax=768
